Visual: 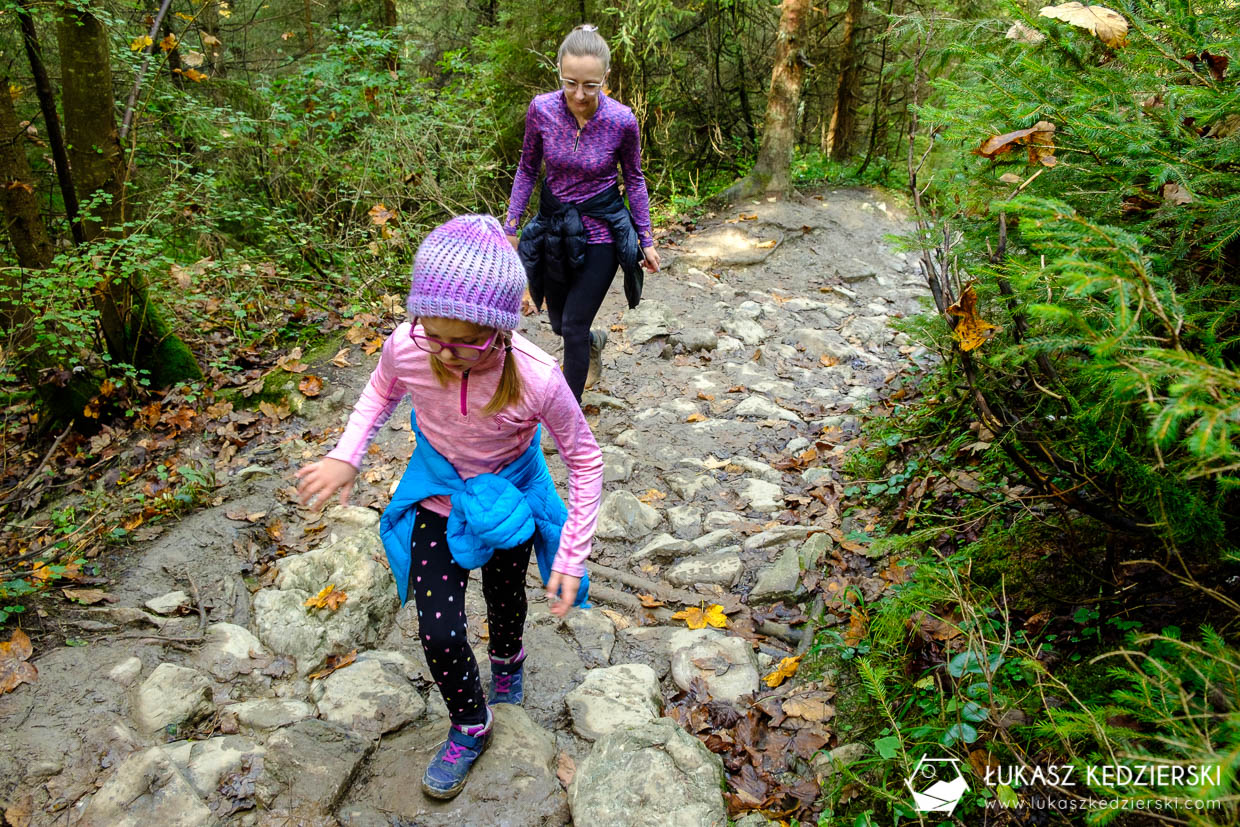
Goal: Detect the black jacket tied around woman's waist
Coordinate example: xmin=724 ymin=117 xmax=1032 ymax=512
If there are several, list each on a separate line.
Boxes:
xmin=517 ymin=184 xmax=644 ymax=311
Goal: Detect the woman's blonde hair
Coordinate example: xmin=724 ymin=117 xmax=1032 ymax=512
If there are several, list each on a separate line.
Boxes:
xmin=428 ymin=332 xmax=524 ymax=416
xmin=557 ymin=24 xmax=610 ymax=72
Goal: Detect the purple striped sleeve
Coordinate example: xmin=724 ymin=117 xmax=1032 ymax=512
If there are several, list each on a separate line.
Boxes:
xmin=506 ymin=100 xmax=543 ymax=236
xmin=618 ymin=113 xmax=654 ymax=248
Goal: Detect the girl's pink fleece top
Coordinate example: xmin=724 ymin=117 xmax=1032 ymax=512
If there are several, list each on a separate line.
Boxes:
xmin=326 ymin=322 xmax=604 ymax=577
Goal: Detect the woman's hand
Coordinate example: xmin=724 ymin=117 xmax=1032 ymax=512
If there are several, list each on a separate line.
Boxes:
xmin=545 ymin=571 xmax=581 ymax=617
xmin=507 ymin=234 xmax=519 ymax=250
xmin=641 ymin=244 xmax=661 ymax=273
xmin=295 ymin=458 xmax=358 ymax=511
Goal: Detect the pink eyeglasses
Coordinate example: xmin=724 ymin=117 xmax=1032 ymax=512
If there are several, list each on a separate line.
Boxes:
xmin=410 ymin=319 xmax=499 ymax=361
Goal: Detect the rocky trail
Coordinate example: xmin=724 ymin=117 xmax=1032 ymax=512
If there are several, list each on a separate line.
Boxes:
xmin=0 ymin=187 xmax=934 ymax=826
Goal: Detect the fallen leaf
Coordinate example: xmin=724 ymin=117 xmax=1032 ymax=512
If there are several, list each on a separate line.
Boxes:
xmin=692 ymin=655 xmax=734 ymax=675
xmin=4 ymin=791 xmax=32 ymax=827
xmin=598 ymin=608 xmax=631 ymax=630
xmin=225 ymin=510 xmax=267 ymax=522
xmin=686 ymin=413 xmax=707 ymax=423
xmin=307 ymin=649 xmax=356 ymax=680
xmin=298 ymin=375 xmax=324 ymax=397
xmin=556 ymin=752 xmax=576 ymax=788
xmin=638 ymin=488 xmax=667 ymax=504
xmin=258 ymin=401 xmax=291 ymax=420
xmin=763 ymin=655 xmax=803 ymax=688
xmin=638 ymin=593 xmax=666 ymax=608
xmin=363 ymin=336 xmax=383 ymax=355
xmin=946 ymin=283 xmax=1002 ymax=352
xmin=781 ymin=695 xmax=834 ymax=722
xmin=1039 ymin=2 xmax=1128 ymax=47
xmin=672 ymin=604 xmax=728 ymax=630
xmin=999 ymin=172 xmax=1023 ymax=184
xmin=697 ymin=392 xmax=715 ymax=401
xmin=1161 ymin=183 xmax=1192 ymax=205
xmin=1005 ymin=20 xmax=1047 ymax=43
xmin=976 ymin=121 xmax=1057 ymax=167
xmin=368 ymin=203 xmax=396 ymax=226
xmin=0 ymin=628 xmax=38 ymax=694
xmin=330 ymin=348 xmax=353 ymax=368
xmin=843 ymin=609 xmax=869 ymax=646
xmin=62 ymin=588 xmax=114 ymax=605
xmin=755 ymin=239 xmax=778 ymax=249
xmin=304 ymin=584 xmax=348 ymax=611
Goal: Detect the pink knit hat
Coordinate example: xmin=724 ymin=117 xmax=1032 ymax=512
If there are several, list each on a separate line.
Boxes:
xmin=407 ymin=214 xmax=525 ymax=330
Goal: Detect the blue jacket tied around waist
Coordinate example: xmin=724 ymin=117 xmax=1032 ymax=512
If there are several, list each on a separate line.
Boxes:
xmin=379 ymin=412 xmax=589 ymax=608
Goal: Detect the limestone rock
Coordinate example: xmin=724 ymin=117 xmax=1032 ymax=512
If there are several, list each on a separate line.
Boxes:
xmin=230 ymin=699 xmax=316 ymax=732
xmin=565 ymin=663 xmax=662 ymax=740
xmin=666 ymin=505 xmax=703 ymax=539
xmin=569 ymin=718 xmax=727 ymax=827
xmin=312 ymin=656 xmax=425 ymax=736
xmin=633 ymin=532 xmax=698 ymax=563
xmin=595 ymin=490 xmax=662 ymax=541
xmin=665 ymin=552 xmax=744 ymax=588
xmin=670 ymin=635 xmax=760 ymax=704
xmin=257 ymin=719 xmax=375 ymax=814
xmin=251 ymin=529 xmax=399 ymax=675
xmin=78 ymin=747 xmax=214 ymax=827
xmin=750 ymin=546 xmax=803 ymax=603
xmin=193 ymin=622 xmax=271 ymax=681
xmin=735 ymin=479 xmax=785 ymax=513
xmin=134 ymin=663 xmax=214 ymax=734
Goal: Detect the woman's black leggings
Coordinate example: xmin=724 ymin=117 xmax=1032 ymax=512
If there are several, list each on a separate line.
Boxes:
xmin=543 ymin=243 xmax=618 ymax=401
xmin=407 ymin=508 xmax=532 ymax=727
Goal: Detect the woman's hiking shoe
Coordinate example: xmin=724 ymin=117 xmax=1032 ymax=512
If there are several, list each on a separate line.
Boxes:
xmin=585 ymin=329 xmax=607 ymax=389
xmin=421 ymin=710 xmax=493 ymax=800
xmin=488 ymin=647 xmax=526 ymax=705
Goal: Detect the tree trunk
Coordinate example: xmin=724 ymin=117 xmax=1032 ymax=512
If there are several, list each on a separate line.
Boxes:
xmin=825 ymin=0 xmax=862 ymax=159
xmin=718 ymin=0 xmax=809 ymax=201
xmin=58 ymin=1 xmax=201 ymax=388
xmin=381 ymin=0 xmax=398 ymax=71
xmin=0 ymin=76 xmax=97 ymax=421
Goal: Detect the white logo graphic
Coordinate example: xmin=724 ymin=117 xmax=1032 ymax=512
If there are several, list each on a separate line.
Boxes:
xmin=905 ymin=755 xmax=969 ymax=815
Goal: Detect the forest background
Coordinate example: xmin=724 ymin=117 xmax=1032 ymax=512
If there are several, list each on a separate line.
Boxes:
xmin=0 ymin=0 xmax=1237 ymax=821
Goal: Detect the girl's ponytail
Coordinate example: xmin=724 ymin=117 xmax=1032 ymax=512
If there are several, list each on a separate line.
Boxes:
xmin=483 ymin=334 xmax=523 ymax=416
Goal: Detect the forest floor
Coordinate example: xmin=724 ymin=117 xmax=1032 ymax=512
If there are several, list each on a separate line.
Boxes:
xmin=0 ymin=185 xmax=935 ymax=826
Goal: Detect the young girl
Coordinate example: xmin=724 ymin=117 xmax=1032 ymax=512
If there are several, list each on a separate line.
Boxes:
xmin=295 ymin=214 xmax=603 ymax=800
xmin=506 ymin=23 xmax=660 ymax=401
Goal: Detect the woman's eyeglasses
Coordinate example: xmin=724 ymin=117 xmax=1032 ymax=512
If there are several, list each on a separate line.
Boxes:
xmin=560 ymin=77 xmax=604 ymax=96
xmin=410 ymin=321 xmax=499 ymax=361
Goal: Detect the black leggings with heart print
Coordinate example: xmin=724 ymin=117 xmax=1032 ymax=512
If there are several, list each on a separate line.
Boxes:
xmin=407 ymin=508 xmax=532 ymax=727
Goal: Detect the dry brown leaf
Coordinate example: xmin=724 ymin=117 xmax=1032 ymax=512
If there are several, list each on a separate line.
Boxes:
xmin=781 ymin=696 xmax=834 ymax=722
xmin=1005 ymin=20 xmax=1046 ymax=43
xmin=638 ymin=593 xmax=666 ymax=608
xmin=1038 ymin=2 xmax=1128 ymax=47
xmin=307 ymin=649 xmax=356 ymax=680
xmin=0 ymin=628 xmax=37 ymax=695
xmin=843 ymin=609 xmax=869 ymax=647
xmin=638 ymin=488 xmax=667 ymax=504
xmin=225 ymin=509 xmax=267 ymax=522
xmin=946 ymin=283 xmax=1002 ymax=352
xmin=4 ymin=791 xmax=32 ymax=827
xmin=304 ymin=584 xmax=348 ymax=611
xmin=999 ymin=172 xmax=1023 ymax=184
xmin=258 ymin=401 xmax=291 ymax=420
xmin=556 ymin=752 xmax=576 ymax=788
xmin=763 ymin=655 xmax=803 ymax=688
xmin=672 ymin=605 xmax=728 ymax=630
xmin=62 ymin=588 xmax=113 ymax=605
xmin=368 ymin=203 xmax=396 ymax=225
xmin=598 ymin=608 xmax=631 ymax=630
xmin=1162 ymin=183 xmax=1192 ymax=205
xmin=697 ymin=391 xmax=715 ymax=401
xmin=686 ymin=413 xmax=707 ymax=423
xmin=299 ymin=375 xmax=324 ymax=397
xmin=754 ymin=239 xmax=777 ymax=249
xmin=363 ymin=336 xmax=383 ymax=356
xmin=331 ymin=348 xmax=353 ymax=368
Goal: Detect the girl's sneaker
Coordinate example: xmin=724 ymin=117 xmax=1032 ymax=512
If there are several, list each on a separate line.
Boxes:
xmin=421 ymin=710 xmax=493 ymax=800
xmin=585 ymin=329 xmax=607 ymax=389
xmin=488 ymin=648 xmax=525 ymax=705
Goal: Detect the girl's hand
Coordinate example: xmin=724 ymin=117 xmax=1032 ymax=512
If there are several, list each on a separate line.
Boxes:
xmin=507 ymin=234 xmax=519 ymax=250
xmin=545 ymin=571 xmax=581 ymax=617
xmin=641 ymin=244 xmax=661 ymax=273
xmin=295 ymin=458 xmax=358 ymax=511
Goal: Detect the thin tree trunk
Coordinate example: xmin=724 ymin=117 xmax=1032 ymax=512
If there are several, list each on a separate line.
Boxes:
xmin=858 ymin=0 xmax=897 ymax=176
xmin=58 ymin=0 xmax=201 ymax=388
xmin=719 ymin=0 xmax=809 ymax=201
xmin=381 ymin=0 xmax=398 ymax=71
xmin=825 ymin=0 xmax=862 ymax=159
xmin=0 ymin=75 xmax=96 ymax=421
xmin=17 ymin=0 xmax=84 ymax=245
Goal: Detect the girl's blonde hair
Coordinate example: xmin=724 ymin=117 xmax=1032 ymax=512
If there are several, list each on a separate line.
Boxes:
xmin=557 ymin=24 xmax=610 ymax=72
xmin=428 ymin=332 xmax=524 ymax=416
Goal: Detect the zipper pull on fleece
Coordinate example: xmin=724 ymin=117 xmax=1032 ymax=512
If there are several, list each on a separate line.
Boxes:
xmin=460 ymin=369 xmax=470 ymax=416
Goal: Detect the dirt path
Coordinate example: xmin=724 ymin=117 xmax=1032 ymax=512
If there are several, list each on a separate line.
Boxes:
xmin=0 ymin=187 xmax=931 ymax=826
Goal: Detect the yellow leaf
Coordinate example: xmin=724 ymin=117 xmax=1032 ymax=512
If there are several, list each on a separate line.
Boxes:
xmin=672 ymin=604 xmax=728 ymax=630
xmin=183 ymin=68 xmax=208 ymax=83
xmin=307 ymin=649 xmax=356 ymax=680
xmin=686 ymin=413 xmax=707 ymax=423
xmin=638 ymin=593 xmax=666 ymax=608
xmin=1038 ymin=2 xmax=1128 ymax=47
xmin=763 ymin=654 xmax=803 ymax=688
xmin=638 ymin=488 xmax=667 ymax=504
xmin=304 ymin=584 xmax=348 ymax=611
xmin=755 ymin=239 xmax=777 ymax=249
xmin=369 ymin=203 xmax=396 ymax=226
xmin=160 ymin=33 xmax=178 ymax=51
xmin=946 ymin=283 xmax=1002 ymax=352
xmin=217 ymin=2 xmax=232 ymax=17
xmin=130 ymin=35 xmax=153 ymax=52
xmin=175 ymin=11 xmax=194 ymax=20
